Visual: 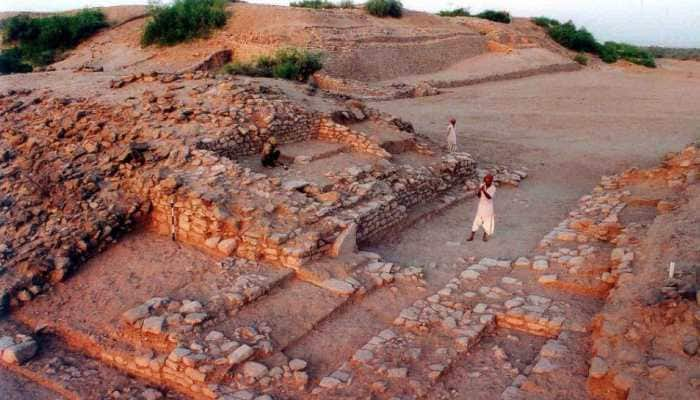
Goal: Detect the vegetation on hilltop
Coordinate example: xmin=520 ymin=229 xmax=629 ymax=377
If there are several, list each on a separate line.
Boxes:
xmin=289 ymin=0 xmax=354 ymax=9
xmin=438 ymin=8 xmax=511 ymax=23
xmin=224 ymin=47 xmax=323 ymax=81
xmin=437 ymin=8 xmax=471 ymax=17
xmin=141 ymin=0 xmax=228 ymax=46
xmin=365 ymin=0 xmax=403 ymax=18
xmin=532 ymin=17 xmax=656 ymax=68
xmin=475 ymin=10 xmax=511 ymax=24
xmin=0 ymin=9 xmax=107 ymax=74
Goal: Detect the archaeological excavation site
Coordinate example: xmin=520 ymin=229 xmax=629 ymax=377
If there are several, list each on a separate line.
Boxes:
xmin=1 ymin=3 xmax=699 ymax=400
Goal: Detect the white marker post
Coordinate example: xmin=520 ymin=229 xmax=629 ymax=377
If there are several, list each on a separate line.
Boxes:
xmin=668 ymin=262 xmax=676 ymax=280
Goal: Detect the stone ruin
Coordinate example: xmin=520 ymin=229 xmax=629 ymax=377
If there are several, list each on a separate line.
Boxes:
xmin=0 ymin=72 xmax=484 ymax=398
xmin=1 ymin=67 xmax=698 ymax=400
xmin=0 ymin=73 xmax=477 ymax=312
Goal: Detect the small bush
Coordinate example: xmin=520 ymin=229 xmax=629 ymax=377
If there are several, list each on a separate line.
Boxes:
xmin=365 ymin=0 xmax=403 ymax=18
xmin=273 ymin=47 xmax=323 ymax=80
xmin=598 ymin=41 xmax=656 ymax=68
xmin=223 ymin=61 xmax=262 ymax=76
xmin=573 ymin=53 xmax=588 ymax=65
xmin=547 ymin=21 xmax=598 ymax=53
xmin=475 ymin=10 xmax=511 ymax=24
xmin=141 ymin=0 xmax=227 ymax=47
xmin=224 ymin=48 xmax=323 ymax=81
xmin=338 ymin=0 xmax=355 ymax=8
xmin=438 ymin=8 xmax=470 ymax=17
xmin=1 ymin=9 xmax=107 ymax=67
xmin=531 ymin=16 xmax=560 ymax=29
xmin=0 ymin=48 xmax=33 ymax=74
xmin=290 ymin=0 xmax=337 ymax=9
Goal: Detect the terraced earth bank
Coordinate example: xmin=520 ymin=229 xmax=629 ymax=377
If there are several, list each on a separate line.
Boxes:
xmin=2 ymin=4 xmax=700 ymax=400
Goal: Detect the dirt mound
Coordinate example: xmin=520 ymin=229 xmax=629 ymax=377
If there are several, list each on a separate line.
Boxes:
xmin=587 ymin=146 xmax=700 ymax=399
xmin=48 ymin=4 xmax=574 ymax=83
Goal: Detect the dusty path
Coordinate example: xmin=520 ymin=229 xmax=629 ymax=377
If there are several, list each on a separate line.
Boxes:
xmin=0 ymin=369 xmax=60 ymax=400
xmin=367 ymin=61 xmax=700 ymax=265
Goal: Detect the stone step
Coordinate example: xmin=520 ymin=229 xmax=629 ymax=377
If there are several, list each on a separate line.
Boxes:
xmin=209 ymin=278 xmax=352 ymax=354
xmin=1 ymin=318 xmax=184 ymax=400
xmin=283 ymin=267 xmax=429 ymax=382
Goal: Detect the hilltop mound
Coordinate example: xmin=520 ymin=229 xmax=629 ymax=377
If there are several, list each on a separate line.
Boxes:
xmin=42 ymin=3 xmax=574 ymax=83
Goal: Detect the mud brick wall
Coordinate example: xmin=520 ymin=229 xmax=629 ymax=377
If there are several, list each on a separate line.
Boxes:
xmin=196 ymin=112 xmax=319 ymax=159
xmin=323 ymin=34 xmax=486 ymax=81
xmin=356 ymin=155 xmax=477 ymax=242
xmin=144 ymin=191 xmax=308 ymax=269
xmin=355 ymin=195 xmax=408 ymax=242
xmin=317 ymin=118 xmax=391 ymax=158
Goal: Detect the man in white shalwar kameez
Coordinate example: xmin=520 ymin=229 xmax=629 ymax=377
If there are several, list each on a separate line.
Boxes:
xmin=446 ymin=118 xmax=457 ymax=153
xmin=467 ymin=174 xmax=496 ymax=242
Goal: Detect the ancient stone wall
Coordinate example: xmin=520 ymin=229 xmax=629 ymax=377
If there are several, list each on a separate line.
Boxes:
xmin=322 ymin=34 xmax=486 ymax=82
xmin=361 ymin=155 xmax=476 ymax=242
xmin=317 ymin=118 xmax=391 ymax=158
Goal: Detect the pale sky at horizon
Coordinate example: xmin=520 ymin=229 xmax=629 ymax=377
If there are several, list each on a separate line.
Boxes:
xmin=1 ymin=0 xmax=699 ymax=48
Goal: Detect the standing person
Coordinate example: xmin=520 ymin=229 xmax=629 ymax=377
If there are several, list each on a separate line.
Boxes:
xmin=446 ymin=118 xmax=457 ymax=153
xmin=467 ymin=174 xmax=496 ymax=242
xmin=261 ymin=137 xmax=281 ymax=168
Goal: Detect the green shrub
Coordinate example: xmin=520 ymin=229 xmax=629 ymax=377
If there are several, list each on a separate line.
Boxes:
xmin=338 ymin=0 xmax=355 ymax=8
xmin=475 ymin=10 xmax=511 ymax=23
xmin=223 ymin=48 xmax=323 ymax=81
xmin=547 ymin=21 xmax=598 ymax=53
xmin=531 ymin=16 xmax=560 ymax=29
xmin=141 ymin=0 xmax=227 ymax=46
xmin=0 ymin=47 xmax=33 ymax=74
xmin=597 ymin=42 xmax=619 ymax=63
xmin=573 ymin=53 xmax=588 ymax=65
xmin=1 ymin=9 xmax=107 ymax=67
xmin=438 ymin=8 xmax=470 ymax=17
xmin=273 ymin=60 xmax=300 ymax=80
xmin=598 ymin=41 xmax=656 ymax=68
xmin=290 ymin=0 xmax=337 ymax=9
xmin=534 ymin=16 xmax=656 ymax=68
xmin=272 ymin=47 xmax=323 ymax=80
xmin=365 ymin=0 xmax=403 ymax=18
xmin=223 ymin=61 xmax=261 ymax=76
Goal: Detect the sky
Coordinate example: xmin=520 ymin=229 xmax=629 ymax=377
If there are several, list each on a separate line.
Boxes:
xmin=1 ymin=0 xmax=699 ymax=48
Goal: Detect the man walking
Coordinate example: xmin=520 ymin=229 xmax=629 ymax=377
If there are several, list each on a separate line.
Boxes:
xmin=446 ymin=118 xmax=457 ymax=153
xmin=467 ymin=174 xmax=496 ymax=242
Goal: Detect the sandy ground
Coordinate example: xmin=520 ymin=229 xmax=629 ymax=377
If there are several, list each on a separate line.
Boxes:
xmin=0 ymin=369 xmax=61 ymax=400
xmin=367 ymin=60 xmax=700 ymax=265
